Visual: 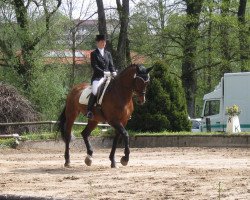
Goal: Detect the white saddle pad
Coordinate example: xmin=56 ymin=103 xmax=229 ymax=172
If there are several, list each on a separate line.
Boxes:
xmin=79 ymin=86 xmax=92 ymax=105
xmin=79 ymin=76 xmax=112 ymax=105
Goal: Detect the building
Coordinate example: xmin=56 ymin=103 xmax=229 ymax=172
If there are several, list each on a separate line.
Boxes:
xmin=43 ymin=50 xmax=147 ymax=66
xmin=64 ymin=19 xmax=119 ymax=45
xmin=43 ymin=50 xmax=92 ymax=65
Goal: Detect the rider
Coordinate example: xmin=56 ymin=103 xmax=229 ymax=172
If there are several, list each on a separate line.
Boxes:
xmin=86 ymin=34 xmax=117 ymax=119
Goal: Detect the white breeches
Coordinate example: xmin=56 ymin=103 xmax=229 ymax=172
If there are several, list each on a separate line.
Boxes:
xmin=92 ymin=78 xmax=105 ymax=95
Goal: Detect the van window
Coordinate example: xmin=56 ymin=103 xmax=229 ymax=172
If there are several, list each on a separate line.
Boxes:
xmin=204 ymin=100 xmax=220 ymax=116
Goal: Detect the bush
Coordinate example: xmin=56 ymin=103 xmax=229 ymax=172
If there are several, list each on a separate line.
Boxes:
xmin=29 ymin=64 xmax=69 ymax=120
xmin=0 ymin=83 xmax=39 ymax=134
xmin=127 ymin=61 xmax=191 ymax=132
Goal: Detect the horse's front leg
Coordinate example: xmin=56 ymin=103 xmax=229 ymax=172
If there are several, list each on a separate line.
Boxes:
xmin=112 ymin=124 xmax=130 ymax=166
xmin=109 ymin=132 xmax=120 ymax=168
xmin=81 ymin=120 xmax=98 ymax=166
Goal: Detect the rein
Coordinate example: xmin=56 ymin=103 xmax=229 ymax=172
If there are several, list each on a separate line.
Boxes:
xmin=113 ymin=66 xmax=150 ymax=97
xmin=134 ymin=75 xmax=150 ymax=83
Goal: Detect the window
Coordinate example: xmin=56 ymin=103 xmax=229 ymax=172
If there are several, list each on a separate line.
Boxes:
xmin=204 ymin=100 xmax=220 ymax=116
xmin=191 ymin=120 xmax=201 ymax=129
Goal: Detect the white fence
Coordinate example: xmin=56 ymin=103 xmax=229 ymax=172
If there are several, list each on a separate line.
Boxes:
xmin=0 ymin=121 xmax=110 ymax=139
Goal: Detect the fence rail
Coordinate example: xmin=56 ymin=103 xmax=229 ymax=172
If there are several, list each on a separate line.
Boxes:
xmin=0 ymin=121 xmax=110 ymax=127
xmin=0 ymin=121 xmax=110 ymax=134
xmin=0 ymin=134 xmax=20 ymax=139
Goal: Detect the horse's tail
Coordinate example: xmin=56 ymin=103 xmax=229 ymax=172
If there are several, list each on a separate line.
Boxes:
xmin=57 ymin=106 xmax=67 ymax=143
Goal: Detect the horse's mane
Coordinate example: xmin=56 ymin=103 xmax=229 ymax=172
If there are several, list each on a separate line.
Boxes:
xmin=116 ymin=64 xmax=137 ymax=78
xmin=108 ymin=64 xmax=137 ymax=90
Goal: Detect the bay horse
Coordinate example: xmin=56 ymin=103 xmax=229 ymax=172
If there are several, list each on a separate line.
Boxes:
xmin=58 ymin=64 xmax=153 ymax=168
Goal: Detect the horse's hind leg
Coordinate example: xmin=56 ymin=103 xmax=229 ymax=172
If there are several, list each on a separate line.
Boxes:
xmin=64 ymin=112 xmax=78 ymax=167
xmin=64 ymin=135 xmax=71 ymax=167
xmin=81 ymin=120 xmax=98 ymax=166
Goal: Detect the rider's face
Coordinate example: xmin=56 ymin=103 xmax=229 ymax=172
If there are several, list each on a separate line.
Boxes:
xmin=96 ymin=40 xmax=106 ymax=49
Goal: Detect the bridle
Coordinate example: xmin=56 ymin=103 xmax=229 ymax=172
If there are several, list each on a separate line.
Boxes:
xmin=133 ymin=74 xmax=150 ymax=96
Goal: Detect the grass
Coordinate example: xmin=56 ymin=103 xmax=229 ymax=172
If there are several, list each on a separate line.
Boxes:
xmin=21 ymin=132 xmax=57 ymax=141
xmin=0 ymin=138 xmax=19 ymax=148
xmin=130 ymin=131 xmax=250 ymax=137
xmin=19 ymin=126 xmax=111 ymax=141
xmin=0 ymin=128 xmax=249 ymax=148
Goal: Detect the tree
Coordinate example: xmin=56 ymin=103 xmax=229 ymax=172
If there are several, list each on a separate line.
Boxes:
xmin=129 ymin=0 xmax=249 ymax=117
xmin=181 ymin=0 xmax=204 ymax=117
xmin=96 ymin=0 xmax=130 ymax=69
xmin=96 ymin=0 xmax=113 ymax=52
xmin=127 ymin=61 xmax=191 ymax=132
xmin=61 ymin=0 xmax=97 ymax=88
xmin=0 ymin=0 xmax=61 ymax=90
xmin=219 ymin=0 xmax=232 ymax=76
xmin=130 ymin=0 xmax=179 ymax=61
xmin=237 ymin=0 xmax=249 ymax=72
xmin=116 ymin=0 xmax=131 ymax=68
xmin=207 ymin=0 xmax=213 ymax=92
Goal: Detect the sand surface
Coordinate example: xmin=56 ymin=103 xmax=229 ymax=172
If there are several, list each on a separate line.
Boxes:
xmin=0 ymin=147 xmax=249 ymax=199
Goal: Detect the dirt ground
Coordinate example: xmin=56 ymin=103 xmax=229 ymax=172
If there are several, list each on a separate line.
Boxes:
xmin=0 ymin=147 xmax=249 ymax=200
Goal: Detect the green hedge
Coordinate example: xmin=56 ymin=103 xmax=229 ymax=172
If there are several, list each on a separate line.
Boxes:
xmin=128 ymin=61 xmax=191 ymax=132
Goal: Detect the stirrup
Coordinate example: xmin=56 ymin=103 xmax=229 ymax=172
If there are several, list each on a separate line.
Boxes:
xmin=86 ymin=111 xmax=94 ymax=119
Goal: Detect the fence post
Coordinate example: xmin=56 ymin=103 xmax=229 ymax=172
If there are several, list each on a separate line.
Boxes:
xmin=50 ymin=122 xmax=53 ymax=132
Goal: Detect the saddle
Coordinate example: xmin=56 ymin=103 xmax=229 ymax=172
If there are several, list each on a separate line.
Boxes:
xmin=79 ymin=76 xmax=112 ymax=105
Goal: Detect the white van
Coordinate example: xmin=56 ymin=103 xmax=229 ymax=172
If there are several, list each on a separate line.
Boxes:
xmin=201 ymin=72 xmax=250 ymax=132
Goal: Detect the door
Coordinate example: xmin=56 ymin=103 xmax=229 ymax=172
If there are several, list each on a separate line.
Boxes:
xmin=202 ymin=99 xmax=223 ymax=132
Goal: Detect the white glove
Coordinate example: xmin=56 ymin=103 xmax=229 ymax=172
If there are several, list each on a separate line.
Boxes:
xmin=104 ymin=71 xmax=111 ymax=76
xmin=112 ymin=72 xmax=117 ymax=76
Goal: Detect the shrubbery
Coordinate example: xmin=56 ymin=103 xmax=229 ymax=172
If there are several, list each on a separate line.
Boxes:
xmin=127 ymin=61 xmax=191 ymax=132
xmin=0 ymin=83 xmax=39 ymax=134
xmin=29 ymin=64 xmax=69 ymax=120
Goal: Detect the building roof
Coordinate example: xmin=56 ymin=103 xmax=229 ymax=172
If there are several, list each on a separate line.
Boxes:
xmin=42 ymin=50 xmax=147 ymax=65
xmin=43 ymin=50 xmax=92 ymax=65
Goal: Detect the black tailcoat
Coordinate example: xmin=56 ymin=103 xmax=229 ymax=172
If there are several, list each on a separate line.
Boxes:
xmin=90 ymin=49 xmax=116 ymax=83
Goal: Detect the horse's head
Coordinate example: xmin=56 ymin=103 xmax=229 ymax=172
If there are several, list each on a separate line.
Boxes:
xmin=133 ymin=65 xmax=153 ymax=105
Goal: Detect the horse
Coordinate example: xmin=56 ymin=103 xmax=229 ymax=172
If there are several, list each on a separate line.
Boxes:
xmin=57 ymin=64 xmax=153 ymax=168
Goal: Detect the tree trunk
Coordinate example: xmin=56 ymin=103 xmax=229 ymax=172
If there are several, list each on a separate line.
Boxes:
xmin=116 ymin=0 xmax=130 ymax=69
xmin=69 ymin=1 xmax=76 ymax=88
xmin=13 ymin=0 xmax=34 ymax=90
xmin=96 ymin=0 xmax=130 ymax=69
xmin=10 ymin=0 xmax=61 ymax=90
xmin=126 ymin=37 xmax=131 ymax=65
xmin=70 ymin=29 xmax=76 ymax=88
xmin=207 ymin=1 xmax=213 ymax=92
xmin=219 ymin=0 xmax=231 ymax=76
xmin=158 ymin=0 xmax=166 ymax=59
xmin=181 ymin=0 xmax=204 ymax=118
xmin=158 ymin=0 xmax=165 ymax=31
xmin=96 ymin=0 xmax=113 ymax=52
xmin=237 ymin=0 xmax=249 ymax=72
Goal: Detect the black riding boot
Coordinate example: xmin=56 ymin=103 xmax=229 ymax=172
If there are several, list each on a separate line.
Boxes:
xmin=86 ymin=93 xmax=97 ymax=119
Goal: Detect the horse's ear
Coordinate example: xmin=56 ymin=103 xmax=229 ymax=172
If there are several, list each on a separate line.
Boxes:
xmin=146 ymin=66 xmax=154 ymax=73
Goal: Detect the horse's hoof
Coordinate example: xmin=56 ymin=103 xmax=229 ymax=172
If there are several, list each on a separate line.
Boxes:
xmin=111 ymin=162 xmax=119 ymax=169
xmin=85 ymin=155 xmax=93 ymax=166
xmin=64 ymin=163 xmax=71 ymax=168
xmin=120 ymin=156 xmax=128 ymax=166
